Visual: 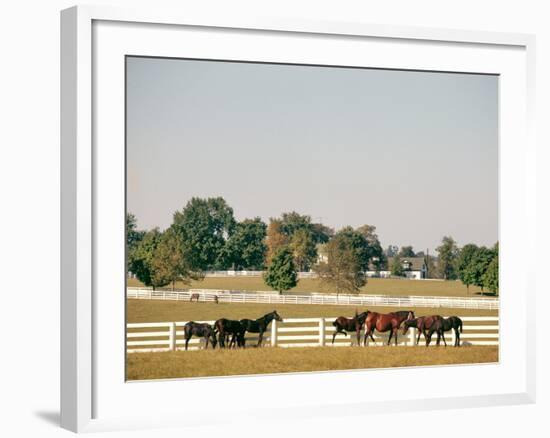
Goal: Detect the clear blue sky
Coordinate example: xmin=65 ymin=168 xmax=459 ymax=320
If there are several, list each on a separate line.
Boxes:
xmin=126 ymin=56 xmax=498 ymax=252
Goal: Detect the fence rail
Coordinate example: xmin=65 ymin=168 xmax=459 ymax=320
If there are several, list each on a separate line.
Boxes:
xmin=127 ymin=316 xmax=499 ymax=353
xmin=127 ymin=287 xmax=499 ymax=310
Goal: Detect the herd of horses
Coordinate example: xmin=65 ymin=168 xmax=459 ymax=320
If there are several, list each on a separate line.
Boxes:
xmin=183 ymin=309 xmax=464 ymax=350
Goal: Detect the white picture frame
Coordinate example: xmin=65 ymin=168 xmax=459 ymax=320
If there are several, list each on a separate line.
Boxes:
xmin=60 ymin=5 xmax=536 ymax=433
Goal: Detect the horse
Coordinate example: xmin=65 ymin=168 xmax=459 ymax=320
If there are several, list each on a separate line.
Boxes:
xmin=213 ymin=295 xmax=219 ymax=304
xmin=331 ymin=311 xmax=370 ymax=345
xmin=189 ymin=293 xmax=200 ymax=302
xmin=363 ymin=310 xmax=415 ymax=346
xmin=431 ymin=316 xmax=463 ymax=347
xmin=240 ymin=311 xmax=283 ymax=347
xmin=183 ymin=321 xmax=217 ymax=350
xmin=214 ymin=318 xmax=245 ymax=348
xmin=402 ymin=315 xmax=443 ymax=346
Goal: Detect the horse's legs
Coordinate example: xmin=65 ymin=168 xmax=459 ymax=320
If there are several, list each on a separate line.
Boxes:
xmin=426 ymin=333 xmax=431 ymax=347
xmin=440 ymin=330 xmax=447 ymax=347
xmin=356 ymin=328 xmax=361 ymax=346
xmin=185 ymin=335 xmax=190 ymax=351
xmin=455 ymin=328 xmax=460 ymax=347
xmin=394 ymin=327 xmax=399 ymax=346
xmin=387 ymin=329 xmax=393 ymax=346
xmin=417 ymin=330 xmax=422 ymax=345
xmin=204 ymin=336 xmax=209 ymax=350
xmin=257 ymin=330 xmax=263 ymax=347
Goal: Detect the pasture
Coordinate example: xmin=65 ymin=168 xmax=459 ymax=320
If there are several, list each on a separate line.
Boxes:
xmin=127 ymin=276 xmax=487 ymax=297
xmin=126 ymin=345 xmax=498 ymax=380
xmin=127 ymin=299 xmax=498 ymax=324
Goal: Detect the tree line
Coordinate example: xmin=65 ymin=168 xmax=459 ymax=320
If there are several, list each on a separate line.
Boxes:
xmin=127 ymin=196 xmax=498 ymax=295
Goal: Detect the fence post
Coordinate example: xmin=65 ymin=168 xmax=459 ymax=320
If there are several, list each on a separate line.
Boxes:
xmin=168 ymin=322 xmax=176 ymax=351
xmin=319 ymin=318 xmax=326 ymax=347
xmin=271 ymin=319 xmax=278 ymax=347
xmin=409 ymin=328 xmax=416 ymax=346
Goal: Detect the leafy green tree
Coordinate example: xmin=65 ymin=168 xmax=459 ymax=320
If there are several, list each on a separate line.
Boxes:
xmin=436 ymin=236 xmax=459 ymax=280
xmin=128 ymin=228 xmax=163 ymax=289
xmin=279 ymin=211 xmax=313 ymax=237
xmin=265 ymin=219 xmax=289 ymax=265
xmin=263 ymin=247 xmax=298 ymax=294
xmin=172 ymin=197 xmax=236 ymax=270
xmin=151 ymin=227 xmax=203 ymax=290
xmin=222 ymin=218 xmax=267 ymax=270
xmin=424 ymin=254 xmax=439 ymax=279
xmin=482 ymin=256 xmax=499 ymax=295
xmin=398 ymin=246 xmax=416 ymax=257
xmin=126 ymin=213 xmax=144 ymax=251
xmin=289 ymin=228 xmax=318 ymax=271
xmin=457 ymin=243 xmax=479 ymax=294
xmin=390 ymin=254 xmax=404 ymax=277
xmin=315 ymin=230 xmax=367 ymax=295
xmin=311 ymin=222 xmax=334 ymax=244
xmin=356 ymin=224 xmax=386 ymax=271
xmin=470 ymin=246 xmax=495 ymax=291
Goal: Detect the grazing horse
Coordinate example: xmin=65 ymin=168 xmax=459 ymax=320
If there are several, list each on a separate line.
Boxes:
xmin=213 ymin=295 xmax=219 ymax=304
xmin=183 ymin=321 xmax=217 ymax=350
xmin=240 ymin=311 xmax=283 ymax=347
xmin=364 ymin=310 xmax=415 ymax=346
xmin=402 ymin=315 xmax=443 ymax=346
xmin=331 ymin=311 xmax=370 ymax=345
xmin=189 ymin=293 xmax=200 ymax=302
xmin=214 ymin=318 xmax=245 ymax=348
xmin=432 ymin=316 xmax=463 ymax=347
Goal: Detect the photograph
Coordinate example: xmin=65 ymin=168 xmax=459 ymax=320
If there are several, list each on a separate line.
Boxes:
xmin=125 ymin=56 xmax=499 ymax=381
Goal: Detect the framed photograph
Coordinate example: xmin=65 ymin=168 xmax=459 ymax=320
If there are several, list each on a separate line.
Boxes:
xmin=61 ymin=5 xmax=536 ymax=433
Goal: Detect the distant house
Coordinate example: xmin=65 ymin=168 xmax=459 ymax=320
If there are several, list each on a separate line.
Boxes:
xmin=368 ymin=256 xmax=427 ymax=280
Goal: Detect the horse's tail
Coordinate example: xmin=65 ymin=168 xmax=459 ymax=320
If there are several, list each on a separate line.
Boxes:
xmin=459 ymin=318 xmax=463 ymax=333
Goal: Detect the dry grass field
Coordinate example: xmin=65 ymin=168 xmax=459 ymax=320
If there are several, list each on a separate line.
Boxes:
xmin=127 ymin=299 xmax=498 ymax=323
xmin=126 ymin=345 xmax=498 ymax=380
xmin=127 ymin=276 xmax=489 ymax=297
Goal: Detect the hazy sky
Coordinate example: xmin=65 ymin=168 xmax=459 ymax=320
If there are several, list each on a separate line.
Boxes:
xmin=126 ymin=56 xmax=498 ymax=252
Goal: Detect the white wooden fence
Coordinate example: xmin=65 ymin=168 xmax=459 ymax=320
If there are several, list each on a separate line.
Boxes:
xmin=127 ymin=316 xmax=498 ymax=353
xmin=127 ymin=287 xmax=499 ymax=310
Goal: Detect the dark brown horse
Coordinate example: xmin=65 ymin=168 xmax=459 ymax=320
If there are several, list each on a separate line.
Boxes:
xmin=189 ymin=293 xmax=200 ymax=302
xmin=331 ymin=311 xmax=370 ymax=345
xmin=364 ymin=310 xmax=415 ymax=346
xmin=240 ymin=311 xmax=283 ymax=347
xmin=402 ymin=315 xmax=443 ymax=346
xmin=432 ymin=316 xmax=463 ymax=347
xmin=214 ymin=318 xmax=245 ymax=348
xmin=183 ymin=321 xmax=217 ymax=350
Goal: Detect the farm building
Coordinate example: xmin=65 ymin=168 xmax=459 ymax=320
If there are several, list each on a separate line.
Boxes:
xmin=367 ymin=256 xmax=428 ymax=280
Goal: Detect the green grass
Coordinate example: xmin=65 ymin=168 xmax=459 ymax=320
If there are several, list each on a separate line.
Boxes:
xmin=127 ymin=345 xmax=498 ymax=380
xmin=128 ymin=276 xmax=490 ymax=297
xmin=127 ymin=299 xmax=498 ymax=323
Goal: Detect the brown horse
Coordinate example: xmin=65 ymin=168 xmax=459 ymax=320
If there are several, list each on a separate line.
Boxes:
xmin=331 ymin=311 xmax=370 ymax=345
xmin=402 ymin=315 xmax=443 ymax=346
xmin=364 ymin=310 xmax=415 ymax=346
xmin=432 ymin=316 xmax=463 ymax=347
xmin=189 ymin=293 xmax=200 ymax=302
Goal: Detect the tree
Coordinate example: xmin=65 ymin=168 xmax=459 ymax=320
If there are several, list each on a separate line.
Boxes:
xmin=314 ymin=227 xmax=370 ymax=295
xmin=436 ymin=236 xmax=459 ymax=280
xmin=470 ymin=246 xmax=495 ymax=291
xmin=172 ymin=197 xmax=236 ymax=271
xmin=151 ymin=227 xmax=203 ymax=290
xmin=222 ymin=218 xmax=267 ymax=270
xmin=128 ymin=228 xmax=163 ymax=289
xmin=263 ymin=247 xmax=298 ymax=294
xmin=390 ymin=254 xmax=404 ymax=277
xmin=356 ymin=224 xmax=386 ymax=271
xmin=279 ymin=211 xmax=313 ymax=237
xmin=398 ymin=245 xmax=416 ymax=258
xmin=265 ymin=219 xmax=289 ymax=265
xmin=311 ymin=222 xmax=334 ymax=244
xmin=457 ymin=243 xmax=479 ymax=294
xmin=482 ymin=256 xmax=499 ymax=295
xmin=126 ymin=212 xmax=144 ymax=251
xmin=289 ymin=228 xmax=318 ymax=271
